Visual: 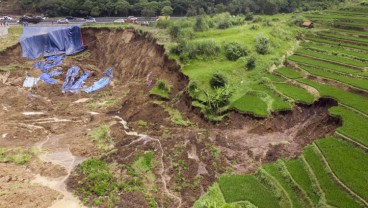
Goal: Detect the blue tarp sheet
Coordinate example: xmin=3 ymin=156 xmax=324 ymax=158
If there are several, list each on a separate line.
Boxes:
xmin=20 ymin=25 xmax=85 ymax=59
xmin=62 ymin=66 xmax=80 ymax=92
xmin=40 ymin=69 xmax=62 ymax=84
xmin=84 ymin=67 xmax=113 ymax=93
xmin=69 ymin=71 xmax=90 ymax=92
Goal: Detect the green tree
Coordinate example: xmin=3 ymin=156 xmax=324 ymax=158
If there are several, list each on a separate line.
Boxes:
xmin=91 ymin=6 xmax=101 ymax=16
xmin=255 ymin=35 xmax=272 ymax=55
xmin=161 ymin=5 xmax=173 ymax=16
xmin=115 ymin=0 xmax=130 ymax=16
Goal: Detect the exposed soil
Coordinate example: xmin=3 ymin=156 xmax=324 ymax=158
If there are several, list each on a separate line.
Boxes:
xmin=0 ymin=28 xmax=341 ymax=208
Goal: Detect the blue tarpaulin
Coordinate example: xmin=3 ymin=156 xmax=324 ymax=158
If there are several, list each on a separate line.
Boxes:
xmin=20 ymin=25 xmax=85 ymax=59
xmin=84 ymin=67 xmax=113 ymax=93
xmin=69 ymin=71 xmax=90 ymax=92
xmin=62 ymin=66 xmax=80 ymax=92
xmin=40 ymin=69 xmax=62 ymax=84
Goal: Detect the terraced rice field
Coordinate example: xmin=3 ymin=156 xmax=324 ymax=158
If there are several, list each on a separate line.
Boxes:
xmin=196 ymin=4 xmax=368 ymax=207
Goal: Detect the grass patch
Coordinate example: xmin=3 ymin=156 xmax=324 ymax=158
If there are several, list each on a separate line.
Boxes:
xmin=218 ymin=174 xmax=280 ymax=208
xmin=289 ymin=55 xmax=368 ymax=77
xmin=295 ymin=49 xmax=367 ymax=67
xmin=300 ymin=65 xmax=368 ymax=91
xmin=0 ymin=63 xmax=20 ymax=72
xmin=0 ymin=147 xmax=39 ymax=165
xmin=303 ymin=146 xmax=362 ymax=208
xmin=300 ymin=42 xmax=368 ymax=60
xmin=231 ymin=93 xmax=269 ymax=117
xmin=316 ymin=137 xmax=368 ymax=201
xmin=89 ymin=124 xmax=116 ymax=154
xmin=274 ymin=83 xmax=315 ymax=104
xmin=298 ymin=79 xmax=368 ymax=114
xmin=329 ymin=106 xmax=368 ymax=146
xmin=150 ymin=79 xmax=171 ymax=99
xmin=274 ymin=67 xmax=303 ymax=79
xmin=262 ymin=162 xmax=305 ymax=208
xmin=88 ymin=91 xmax=119 ymax=110
xmin=154 ymin=101 xmax=192 ymax=126
xmin=284 ymin=159 xmax=320 ymax=206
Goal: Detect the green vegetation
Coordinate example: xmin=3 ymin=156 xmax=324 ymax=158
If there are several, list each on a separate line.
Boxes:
xmin=224 ymin=42 xmax=248 ymax=61
xmin=303 ymin=146 xmax=362 ymax=208
xmin=299 ymin=79 xmax=368 ymax=114
xmin=255 ymin=35 xmax=272 ymax=55
xmin=196 ymin=5 xmax=368 ymax=208
xmin=89 ymin=124 xmax=116 ymax=154
xmin=88 ymin=91 xmax=119 ymax=109
xmin=284 ymin=159 xmax=320 ymax=205
xmin=274 ymin=67 xmax=303 ymax=79
xmin=218 ymin=174 xmax=280 ymax=208
xmin=295 ymin=49 xmax=367 ymax=67
xmin=150 ymin=79 xmax=171 ymax=99
xmin=154 ymin=101 xmax=192 ymax=126
xmin=301 ymin=42 xmax=368 ymax=60
xmin=262 ymin=162 xmax=305 ymax=208
xmin=231 ymin=93 xmax=268 ymax=117
xmin=74 ymin=151 xmax=158 ymax=207
xmin=299 ymin=65 xmax=368 ymax=91
xmin=305 ymin=36 xmax=368 ymax=51
xmin=0 ymin=147 xmax=39 ymax=165
xmin=289 ymin=55 xmax=368 ymax=77
xmin=274 ymin=83 xmax=315 ymax=104
xmin=329 ymin=106 xmax=368 ymax=146
xmin=316 ymin=137 xmax=368 ymax=201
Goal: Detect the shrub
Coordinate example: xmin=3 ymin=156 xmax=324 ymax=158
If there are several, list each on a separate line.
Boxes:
xmin=217 ymin=19 xmax=232 ymax=29
xmin=246 ymin=55 xmax=256 ymax=69
xmin=79 ymin=159 xmax=115 ymax=197
xmin=169 ymin=25 xmax=180 ymax=39
xmin=255 ymin=35 xmax=272 ymax=55
xmin=230 ymin=16 xmax=245 ymax=26
xmin=224 ymin=42 xmax=248 ymax=61
xmin=245 ymin=12 xmax=254 ymax=21
xmin=250 ymin=24 xmax=259 ymax=30
xmin=210 ymin=73 xmax=227 ymax=89
xmin=173 ymin=39 xmax=220 ymax=61
xmin=194 ymin=16 xmax=209 ymax=32
xmin=155 ymin=19 xmax=172 ymax=29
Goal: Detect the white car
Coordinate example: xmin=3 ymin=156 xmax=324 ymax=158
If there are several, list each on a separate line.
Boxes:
xmin=86 ymin=18 xmax=96 ymax=23
xmin=113 ymin=18 xmax=125 ymax=23
xmin=0 ymin=16 xmax=12 ymax=21
xmin=57 ymin=19 xmax=69 ymax=24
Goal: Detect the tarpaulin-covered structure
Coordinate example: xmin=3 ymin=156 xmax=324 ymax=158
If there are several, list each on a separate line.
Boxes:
xmin=20 ymin=25 xmax=85 ymax=59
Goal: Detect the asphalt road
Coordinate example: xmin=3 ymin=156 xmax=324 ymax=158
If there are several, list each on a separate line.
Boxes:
xmin=4 ymin=16 xmax=183 ymax=26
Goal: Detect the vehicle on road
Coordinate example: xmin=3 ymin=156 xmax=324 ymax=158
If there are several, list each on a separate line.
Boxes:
xmin=0 ymin=16 xmax=13 ymax=21
xmin=113 ymin=18 xmax=125 ymax=23
xmin=57 ymin=19 xmax=69 ymax=24
xmin=65 ymin=16 xmax=75 ymax=20
xmin=19 ymin=16 xmax=43 ymax=24
xmin=85 ymin=18 xmax=96 ymax=23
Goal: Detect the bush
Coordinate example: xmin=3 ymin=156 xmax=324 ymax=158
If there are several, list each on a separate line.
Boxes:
xmin=173 ymin=39 xmax=220 ymax=61
xmin=255 ymin=35 xmax=272 ymax=55
xmin=194 ymin=16 xmax=209 ymax=32
xmin=230 ymin=16 xmax=245 ymax=26
xmin=155 ymin=19 xmax=172 ymax=29
xmin=217 ymin=19 xmax=232 ymax=29
xmin=210 ymin=73 xmax=227 ymax=89
xmin=250 ymin=24 xmax=259 ymax=30
xmin=245 ymin=12 xmax=254 ymax=21
xmin=79 ymin=159 xmax=115 ymax=197
xmin=169 ymin=25 xmax=180 ymax=39
xmin=246 ymin=55 xmax=256 ymax=69
xmin=224 ymin=42 xmax=248 ymax=61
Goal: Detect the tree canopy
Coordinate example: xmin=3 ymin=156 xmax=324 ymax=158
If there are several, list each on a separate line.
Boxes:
xmin=21 ymin=0 xmax=345 ymax=17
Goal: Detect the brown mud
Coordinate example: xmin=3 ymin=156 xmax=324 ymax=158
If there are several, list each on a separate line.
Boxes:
xmin=0 ymin=28 xmax=341 ymax=208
